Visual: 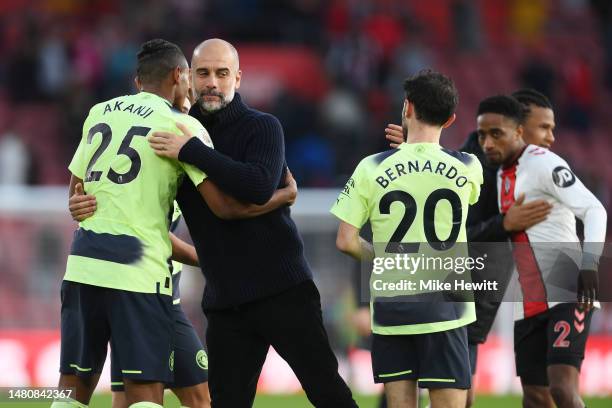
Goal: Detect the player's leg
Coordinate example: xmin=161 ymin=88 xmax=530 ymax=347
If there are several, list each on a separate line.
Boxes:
xmin=428 ymin=388 xmax=466 ymax=408
xmin=110 ymin=346 xmax=128 ymax=408
xmin=370 ymin=332 xmax=419 ymax=408
xmin=546 ymin=303 xmax=593 ymax=408
xmin=547 ymin=365 xmax=583 ymax=408
xmin=250 ymin=280 xmax=356 ymax=407
xmin=54 ymin=374 xmax=101 ymax=407
xmin=514 ymin=314 xmax=554 ymax=408
xmin=205 ymin=307 xmax=270 ymax=407
xmin=168 ymin=306 xmax=210 ymax=408
xmin=465 ymin=342 xmax=478 ymax=408
xmin=416 ymin=327 xmax=471 ymax=408
xmin=111 ymin=391 xmax=128 ymax=408
xmin=56 ymin=281 xmax=110 ymax=405
xmin=384 ymin=380 xmax=418 ymax=408
xmin=172 ymin=383 xmax=210 ymax=408
xmin=108 ymin=289 xmax=175 ymax=406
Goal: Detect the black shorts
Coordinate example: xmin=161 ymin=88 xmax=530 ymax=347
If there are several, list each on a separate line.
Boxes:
xmin=111 ymin=305 xmax=208 ymax=391
xmin=514 ymin=303 xmax=593 ymax=386
xmin=59 ymin=281 xmax=174 ymax=384
xmin=468 ymin=343 xmax=478 ymax=376
xmin=371 ymin=326 xmax=471 ymax=389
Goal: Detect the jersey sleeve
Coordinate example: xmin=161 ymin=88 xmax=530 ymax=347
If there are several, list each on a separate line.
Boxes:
xmin=330 ymin=159 xmax=371 ymax=228
xmin=172 ymin=116 xmax=211 ymax=187
xmin=540 ymin=153 xmax=607 ymax=240
xmin=540 ymin=152 xmax=607 ymax=269
xmin=467 ymin=154 xmax=484 ymax=205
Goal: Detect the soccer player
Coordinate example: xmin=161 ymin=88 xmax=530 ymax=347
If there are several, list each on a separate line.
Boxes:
xmin=56 ymin=39 xmax=295 ymax=408
xmin=476 ymin=95 xmax=607 ymax=408
xmin=332 ymin=70 xmax=483 ymax=408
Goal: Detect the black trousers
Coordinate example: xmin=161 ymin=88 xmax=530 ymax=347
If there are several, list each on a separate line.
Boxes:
xmin=204 ymin=279 xmax=358 ymax=408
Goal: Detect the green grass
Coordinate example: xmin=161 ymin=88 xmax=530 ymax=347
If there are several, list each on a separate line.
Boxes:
xmin=8 ymin=393 xmax=611 ymax=407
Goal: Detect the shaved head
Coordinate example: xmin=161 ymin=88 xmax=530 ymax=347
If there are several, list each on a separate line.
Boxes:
xmin=191 ymin=38 xmax=242 ymax=113
xmin=192 ymin=39 xmax=239 ymax=71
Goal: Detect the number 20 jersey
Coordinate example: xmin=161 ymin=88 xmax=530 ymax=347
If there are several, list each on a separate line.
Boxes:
xmin=66 ymin=92 xmax=210 ymax=296
xmin=331 ymin=142 xmax=483 ymax=334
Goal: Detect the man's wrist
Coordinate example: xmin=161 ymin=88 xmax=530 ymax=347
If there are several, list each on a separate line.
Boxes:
xmin=178 ymin=136 xmax=204 ymax=164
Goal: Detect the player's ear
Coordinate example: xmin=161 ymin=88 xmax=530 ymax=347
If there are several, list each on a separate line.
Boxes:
xmin=172 ymin=66 xmax=182 ymax=84
xmin=442 ymin=113 xmax=456 ymax=129
xmin=235 ymin=69 xmax=242 ymax=90
xmin=134 ymin=76 xmax=142 ymax=91
xmin=516 ymin=124 xmax=524 ymax=140
xmin=404 ymin=100 xmax=413 ymax=119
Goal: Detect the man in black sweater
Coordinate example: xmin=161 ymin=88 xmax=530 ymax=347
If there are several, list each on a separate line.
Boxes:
xmin=149 ymin=38 xmax=357 ymax=408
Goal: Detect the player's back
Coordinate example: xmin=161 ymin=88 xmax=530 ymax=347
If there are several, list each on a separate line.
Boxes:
xmin=364 ymin=143 xmax=482 ymax=248
xmin=65 ymin=92 xmax=207 ymax=296
xmin=332 ymin=142 xmax=483 ymax=335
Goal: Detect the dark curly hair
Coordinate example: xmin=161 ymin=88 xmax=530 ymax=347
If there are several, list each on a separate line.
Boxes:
xmin=136 ymin=39 xmax=187 ymax=85
xmin=403 ymin=69 xmax=458 ymax=126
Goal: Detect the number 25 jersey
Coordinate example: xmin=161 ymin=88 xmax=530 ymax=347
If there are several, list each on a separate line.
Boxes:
xmin=66 ymin=92 xmax=210 ymax=296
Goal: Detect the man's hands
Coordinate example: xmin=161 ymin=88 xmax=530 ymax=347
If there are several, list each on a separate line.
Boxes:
xmin=69 ymin=183 xmax=96 ymax=222
xmin=283 ymin=168 xmax=298 ymax=206
xmin=577 ymin=269 xmax=598 ymax=311
xmin=503 ymin=193 xmax=552 ymax=232
xmin=385 ymin=123 xmax=404 ymax=148
xmin=149 ymin=122 xmax=194 ymax=159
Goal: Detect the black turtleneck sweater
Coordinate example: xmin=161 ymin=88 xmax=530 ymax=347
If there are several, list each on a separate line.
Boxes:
xmin=176 ymin=93 xmax=312 ymax=310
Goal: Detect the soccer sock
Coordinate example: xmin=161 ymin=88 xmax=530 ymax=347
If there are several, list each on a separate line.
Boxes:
xmin=50 ymin=397 xmax=88 ymax=408
xmin=128 ymin=402 xmax=163 ymax=408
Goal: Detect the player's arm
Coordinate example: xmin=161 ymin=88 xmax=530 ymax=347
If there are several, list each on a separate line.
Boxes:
xmin=170 ymin=232 xmax=199 ymax=267
xmin=150 ymin=120 xmax=285 ymax=205
xmin=336 ymin=222 xmax=374 ymax=261
xmin=331 ymin=159 xmax=373 ymax=261
xmin=543 ymin=158 xmax=607 ymax=308
xmin=195 ymin=168 xmax=297 ymax=220
xmin=68 ymin=175 xmax=97 ymax=221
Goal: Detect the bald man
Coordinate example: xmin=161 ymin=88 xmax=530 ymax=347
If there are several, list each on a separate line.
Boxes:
xmin=148 ymin=39 xmax=357 ymax=407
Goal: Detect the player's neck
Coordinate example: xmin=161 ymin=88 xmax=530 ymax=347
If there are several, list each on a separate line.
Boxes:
xmin=405 ymin=122 xmax=441 ymax=144
xmin=503 ymin=143 xmax=527 ymax=168
xmin=140 ymin=85 xmax=174 ymax=106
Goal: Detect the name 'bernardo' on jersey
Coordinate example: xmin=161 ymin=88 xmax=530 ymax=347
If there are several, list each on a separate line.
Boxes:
xmin=374 ymin=159 xmax=470 ymax=189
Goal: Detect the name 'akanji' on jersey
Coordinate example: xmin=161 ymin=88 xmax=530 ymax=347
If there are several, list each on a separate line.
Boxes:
xmin=375 ymin=159 xmax=470 ymax=189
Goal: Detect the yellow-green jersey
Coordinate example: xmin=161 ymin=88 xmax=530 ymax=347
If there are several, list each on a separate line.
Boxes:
xmin=66 ymin=92 xmax=210 ymax=296
xmin=331 ymin=143 xmax=483 ymax=335
xmin=169 ymin=202 xmax=184 ymax=304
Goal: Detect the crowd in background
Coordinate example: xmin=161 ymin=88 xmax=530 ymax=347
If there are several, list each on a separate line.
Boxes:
xmin=0 ymin=0 xmax=611 ymax=192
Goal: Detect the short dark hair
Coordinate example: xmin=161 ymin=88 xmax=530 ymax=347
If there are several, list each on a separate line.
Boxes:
xmin=477 ymin=95 xmax=525 ymax=125
xmin=403 ymin=69 xmax=458 ymax=126
xmin=136 ymin=39 xmax=187 ymax=85
xmin=511 ymin=88 xmax=553 ymax=113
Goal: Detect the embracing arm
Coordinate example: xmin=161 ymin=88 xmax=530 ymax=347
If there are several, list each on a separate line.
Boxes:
xmin=196 ymin=169 xmax=297 ymax=220
xmin=170 ymin=232 xmax=199 ymax=267
xmin=170 ymin=117 xmax=285 ymax=204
